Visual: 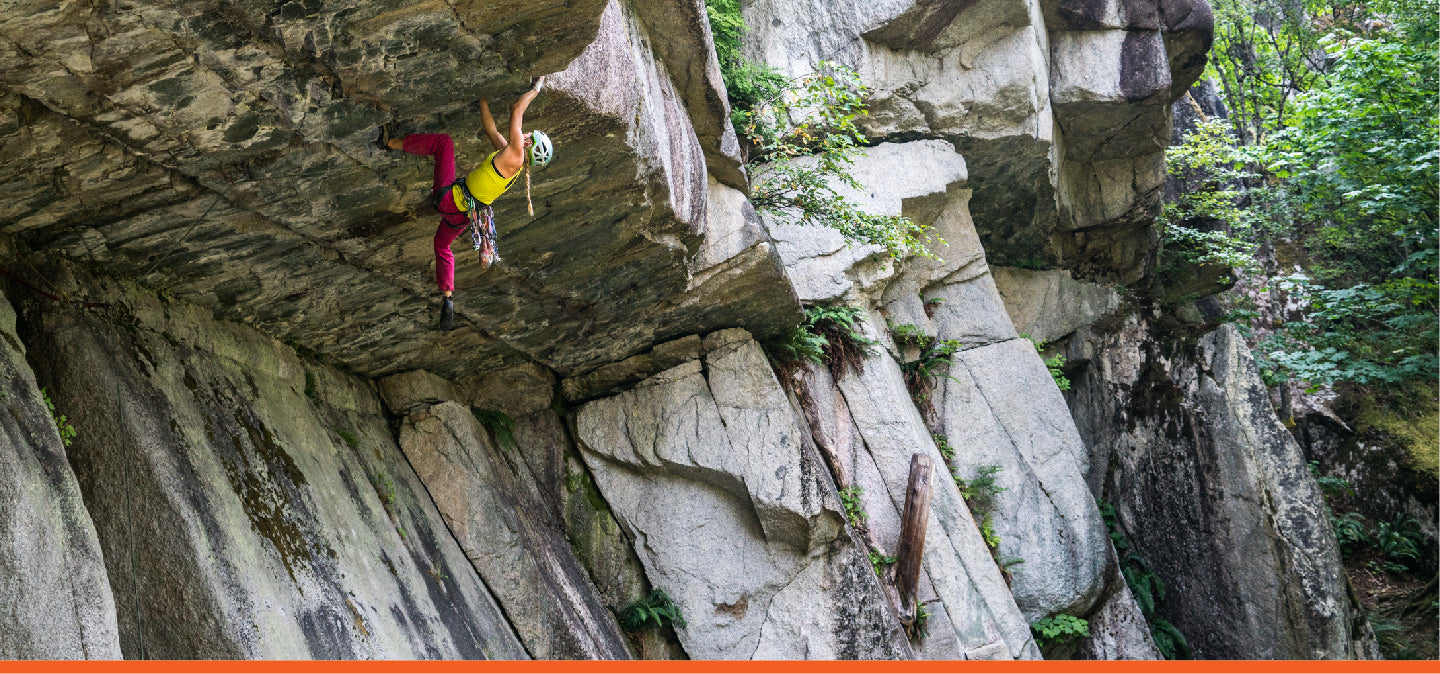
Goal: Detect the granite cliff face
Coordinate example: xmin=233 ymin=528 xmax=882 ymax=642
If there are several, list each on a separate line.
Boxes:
xmin=0 ymin=0 xmax=1364 ymax=662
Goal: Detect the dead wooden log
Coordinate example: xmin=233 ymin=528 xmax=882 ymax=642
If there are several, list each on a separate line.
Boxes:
xmin=894 ymin=453 xmax=933 ymax=625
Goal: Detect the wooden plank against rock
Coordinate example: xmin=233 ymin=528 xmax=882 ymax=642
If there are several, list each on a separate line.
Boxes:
xmin=894 ymin=453 xmax=933 ymax=625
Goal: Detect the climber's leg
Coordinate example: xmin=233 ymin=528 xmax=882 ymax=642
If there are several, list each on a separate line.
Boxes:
xmin=402 ymin=133 xmax=457 ymax=192
xmin=433 ymin=219 xmax=466 ymax=294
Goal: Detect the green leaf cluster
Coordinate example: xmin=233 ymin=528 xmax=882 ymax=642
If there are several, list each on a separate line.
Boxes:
xmin=768 ymin=305 xmax=877 ymax=378
xmin=40 ymin=388 xmax=77 ymax=448
xmin=1199 ymin=0 xmax=1437 ymax=393
xmin=1030 ymin=614 xmax=1089 ymax=648
xmin=838 ymin=485 xmax=867 ymax=529
xmin=620 ymin=589 xmax=686 ymax=632
xmin=1099 ymin=502 xmax=1191 ymax=659
xmin=473 ymin=409 xmax=516 ymax=451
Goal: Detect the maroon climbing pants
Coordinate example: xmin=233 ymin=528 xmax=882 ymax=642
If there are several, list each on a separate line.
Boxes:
xmin=402 ymin=133 xmax=469 ymax=293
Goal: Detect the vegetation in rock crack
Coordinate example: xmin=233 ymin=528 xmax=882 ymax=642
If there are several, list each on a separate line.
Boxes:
xmin=40 ymin=388 xmax=77 ymax=448
xmin=473 ymin=409 xmax=516 ymax=451
xmin=766 ymin=305 xmax=876 ymax=380
xmin=620 ymin=589 xmax=686 ymax=632
xmin=1308 ymin=461 xmax=1354 ymax=499
xmin=700 ymin=2 xmax=939 ymax=262
xmin=1099 ymin=501 xmax=1191 ymax=659
xmin=1020 ymin=334 xmax=1070 ymax=392
xmin=891 ymin=324 xmax=963 ymax=415
xmin=838 ymin=485 xmax=867 ymax=529
xmin=907 ymin=601 xmax=932 ymax=641
xmin=1191 ymin=0 xmax=1437 ymax=394
xmin=337 ymin=429 xmax=359 ymax=449
xmin=955 ymin=465 xmax=1006 ymax=514
xmin=303 ymin=370 xmax=318 ymax=401
xmin=932 ymin=432 xmax=955 ymax=464
xmin=868 ymin=547 xmax=896 ymax=579
xmin=954 ymin=465 xmax=1016 ymax=583
xmin=1149 ymin=619 xmax=1191 ymax=661
xmin=922 ymin=297 xmax=946 ymax=318
xmin=1030 ymin=614 xmax=1089 ymax=649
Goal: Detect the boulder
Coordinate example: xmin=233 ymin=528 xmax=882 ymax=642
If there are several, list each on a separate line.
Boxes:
xmin=1066 ymin=315 xmax=1358 ymax=658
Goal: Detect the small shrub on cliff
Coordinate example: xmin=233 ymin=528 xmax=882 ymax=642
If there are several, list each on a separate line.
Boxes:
xmin=620 ymin=589 xmax=686 ymax=632
xmin=740 ymin=63 xmax=938 ymax=260
xmin=1150 ymin=619 xmax=1192 ymax=660
xmin=768 ymin=305 xmax=876 ymax=380
xmin=40 ymin=388 xmax=77 ymax=448
xmin=838 ymin=485 xmax=867 ymax=529
xmin=1030 ymin=614 xmax=1089 ymax=649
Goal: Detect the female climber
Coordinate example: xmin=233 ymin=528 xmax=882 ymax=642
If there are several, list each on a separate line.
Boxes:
xmin=380 ymin=77 xmax=553 ymax=331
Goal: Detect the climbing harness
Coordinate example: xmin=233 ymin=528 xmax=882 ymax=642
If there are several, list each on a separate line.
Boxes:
xmin=433 ymin=179 xmax=501 ymax=266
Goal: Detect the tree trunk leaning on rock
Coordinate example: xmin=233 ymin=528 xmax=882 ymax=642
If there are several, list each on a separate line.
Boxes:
xmin=895 ymin=453 xmax=933 ymax=626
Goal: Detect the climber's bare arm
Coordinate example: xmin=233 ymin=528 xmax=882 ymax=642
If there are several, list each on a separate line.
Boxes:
xmin=495 ymin=85 xmax=541 ymax=176
xmin=479 ymin=99 xmax=507 ymax=151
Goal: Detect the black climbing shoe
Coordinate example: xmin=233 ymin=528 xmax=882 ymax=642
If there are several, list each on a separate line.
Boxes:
xmin=376 ymin=121 xmax=399 ymax=151
xmin=439 ymin=296 xmax=455 ymax=332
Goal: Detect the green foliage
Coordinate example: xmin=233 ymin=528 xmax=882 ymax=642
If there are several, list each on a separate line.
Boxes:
xmin=740 ymin=62 xmax=938 ymax=259
xmin=838 ymin=485 xmax=868 ymax=529
xmin=1099 ymin=501 xmax=1190 ymax=659
xmin=304 ymin=370 xmax=318 ymax=401
xmin=473 ymin=409 xmax=516 ymax=451
xmin=337 ymin=429 xmax=359 ymax=449
xmin=1159 ymin=120 xmax=1270 ymax=274
xmin=1373 ymin=515 xmax=1424 ymax=570
xmin=932 ymin=432 xmax=954 ymax=463
xmin=1202 ymin=0 xmax=1438 ymax=393
xmin=1020 ymin=335 xmax=1071 ymax=391
xmin=868 ymin=547 xmax=896 ymax=578
xmin=979 ymin=512 xmax=1001 ymax=550
xmin=620 ymin=589 xmax=686 ymax=632
xmin=1330 ymin=511 xmax=1369 ymax=554
xmin=890 ymin=323 xmax=929 ymax=351
xmin=908 ymin=602 xmax=931 ymax=641
xmin=1254 ymin=274 xmax=1438 ymax=389
xmin=373 ymin=472 xmax=397 ymax=510
xmin=955 ymin=465 xmax=1007 ymax=513
xmin=1308 ymin=461 xmax=1353 ymax=497
xmin=703 ymin=0 xmax=786 ymax=117
xmin=768 ymin=304 xmax=878 ymax=379
xmin=898 ymin=333 xmax=963 ymax=411
xmin=40 ymin=388 xmax=77 ymax=448
xmin=1030 ymin=614 xmax=1089 ymax=648
xmin=1150 ymin=619 xmax=1192 ymax=660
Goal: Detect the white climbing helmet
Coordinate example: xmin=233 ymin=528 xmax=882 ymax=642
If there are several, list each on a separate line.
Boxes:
xmin=528 ymin=130 xmax=553 ymax=168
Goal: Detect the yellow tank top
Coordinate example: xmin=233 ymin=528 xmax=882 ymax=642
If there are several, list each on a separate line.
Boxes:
xmin=452 ymin=151 xmax=519 ymax=208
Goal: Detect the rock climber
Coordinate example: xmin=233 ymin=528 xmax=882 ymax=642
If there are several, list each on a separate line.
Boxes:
xmin=379 ymin=77 xmax=553 ymax=331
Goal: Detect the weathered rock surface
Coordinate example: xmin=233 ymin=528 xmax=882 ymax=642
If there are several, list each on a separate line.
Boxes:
xmin=17 ymin=268 xmax=526 ymax=660
xmin=0 ymin=288 xmax=122 ymax=659
xmin=766 ymin=122 xmax=1137 ymax=649
xmin=1066 ymin=315 xmax=1356 ymax=658
xmin=744 ymin=0 xmax=1211 ymax=281
xmin=991 ymin=266 xmax=1124 ymax=343
xmin=396 ymin=400 xmax=631 ymax=660
xmin=576 ymin=329 xmax=912 ymax=660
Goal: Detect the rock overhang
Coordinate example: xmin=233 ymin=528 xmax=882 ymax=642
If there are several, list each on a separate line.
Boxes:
xmin=0 ymin=0 xmax=797 ymax=381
